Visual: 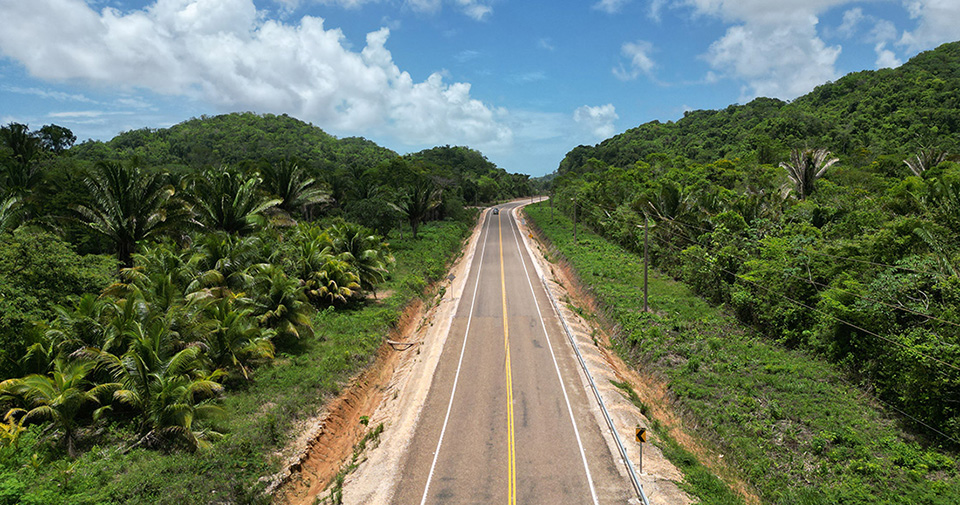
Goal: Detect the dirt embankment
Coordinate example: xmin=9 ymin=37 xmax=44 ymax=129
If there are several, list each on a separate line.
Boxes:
xmin=270 ymin=218 xmax=486 ymax=505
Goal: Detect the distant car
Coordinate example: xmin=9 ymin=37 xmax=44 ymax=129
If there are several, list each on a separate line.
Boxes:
xmin=492 ymin=208 xmax=500 ymax=214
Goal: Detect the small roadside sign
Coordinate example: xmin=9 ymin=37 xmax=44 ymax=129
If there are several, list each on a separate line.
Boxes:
xmin=636 ymin=427 xmax=647 ymax=443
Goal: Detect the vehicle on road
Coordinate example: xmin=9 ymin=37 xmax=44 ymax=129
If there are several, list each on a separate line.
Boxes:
xmin=492 ymin=208 xmax=499 ymax=214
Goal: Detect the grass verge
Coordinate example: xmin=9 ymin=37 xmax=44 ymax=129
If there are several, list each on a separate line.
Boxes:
xmin=525 ymin=202 xmax=960 ymax=505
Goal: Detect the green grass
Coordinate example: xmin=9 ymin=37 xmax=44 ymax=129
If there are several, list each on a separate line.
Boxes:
xmin=525 ymin=202 xmax=960 ymax=505
xmin=0 ymin=219 xmax=472 ymax=505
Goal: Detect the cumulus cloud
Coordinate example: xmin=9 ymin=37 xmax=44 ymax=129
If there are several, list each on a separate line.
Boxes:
xmin=613 ymin=40 xmax=656 ymax=81
xmin=705 ymin=18 xmax=841 ymax=99
xmin=573 ymin=104 xmax=618 ymax=139
xmin=0 ymin=0 xmax=511 ymax=149
xmin=899 ymin=0 xmax=960 ymax=52
xmin=680 ymin=0 xmax=848 ymax=100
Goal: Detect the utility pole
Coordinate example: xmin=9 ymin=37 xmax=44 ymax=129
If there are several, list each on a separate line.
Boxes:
xmin=572 ymin=198 xmax=577 ymax=242
xmin=638 ymin=218 xmax=649 ymax=312
xmin=550 ymin=194 xmax=554 ymax=223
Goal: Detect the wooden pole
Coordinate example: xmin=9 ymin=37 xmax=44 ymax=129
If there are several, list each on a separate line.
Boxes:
xmin=643 ymin=215 xmax=649 ymax=312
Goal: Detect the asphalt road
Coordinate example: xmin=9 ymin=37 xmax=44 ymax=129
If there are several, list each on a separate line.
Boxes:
xmin=393 ymin=202 xmax=634 ymax=505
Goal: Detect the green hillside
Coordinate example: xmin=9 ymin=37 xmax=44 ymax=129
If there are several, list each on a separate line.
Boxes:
xmin=559 ymin=41 xmax=960 ymax=174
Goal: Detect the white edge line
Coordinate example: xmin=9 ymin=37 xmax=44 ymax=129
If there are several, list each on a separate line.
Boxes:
xmin=513 ymin=204 xmax=650 ymax=505
xmin=419 ymin=212 xmax=491 ymax=505
xmin=507 ymin=206 xmax=600 ymax=505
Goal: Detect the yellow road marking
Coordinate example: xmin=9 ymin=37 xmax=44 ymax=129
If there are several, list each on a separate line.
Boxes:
xmin=499 ymin=211 xmax=517 ymax=505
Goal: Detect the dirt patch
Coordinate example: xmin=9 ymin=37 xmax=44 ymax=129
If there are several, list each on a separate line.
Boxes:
xmin=520 ymin=210 xmax=761 ymax=505
xmin=269 ymin=297 xmax=423 ymax=505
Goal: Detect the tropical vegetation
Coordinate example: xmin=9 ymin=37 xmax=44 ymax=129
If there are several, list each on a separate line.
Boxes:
xmin=0 ymin=111 xmax=527 ymax=502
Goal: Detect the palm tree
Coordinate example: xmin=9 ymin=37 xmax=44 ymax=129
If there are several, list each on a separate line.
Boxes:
xmin=0 ymin=359 xmax=108 ymax=458
xmin=779 ymin=148 xmax=839 ymax=199
xmin=192 ymin=166 xmax=281 ymax=235
xmin=199 ymin=297 xmax=275 ymax=380
xmin=186 ymin=233 xmax=265 ymax=299
xmin=304 ymin=257 xmax=361 ymax=306
xmin=260 ymin=161 xmax=330 ymax=217
xmin=0 ymin=195 xmax=23 ymax=233
xmin=248 ymin=264 xmax=315 ymax=341
xmin=325 ymin=222 xmax=393 ymax=295
xmin=0 ymin=123 xmax=42 ymax=197
xmin=83 ymin=318 xmax=225 ymax=450
xmin=392 ymin=176 xmax=441 ymax=238
xmin=904 ymin=148 xmax=951 ymax=177
xmin=74 ymin=160 xmax=196 ymax=267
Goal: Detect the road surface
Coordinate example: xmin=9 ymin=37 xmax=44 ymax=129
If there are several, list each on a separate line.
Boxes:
xmin=393 ymin=202 xmax=634 ymax=504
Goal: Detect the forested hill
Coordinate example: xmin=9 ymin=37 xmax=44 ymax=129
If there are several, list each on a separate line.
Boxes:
xmin=70 ymin=112 xmax=398 ymax=171
xmin=559 ymin=40 xmax=960 ymax=174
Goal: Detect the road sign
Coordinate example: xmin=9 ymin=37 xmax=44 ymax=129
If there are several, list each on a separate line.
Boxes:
xmin=636 ymin=427 xmax=646 ymax=443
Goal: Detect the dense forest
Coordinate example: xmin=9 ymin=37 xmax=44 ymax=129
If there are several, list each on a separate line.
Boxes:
xmin=549 ymin=40 xmax=960 ymax=446
xmin=0 ymin=112 xmax=530 ymax=500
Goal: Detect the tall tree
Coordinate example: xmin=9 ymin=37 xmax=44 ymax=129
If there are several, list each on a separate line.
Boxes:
xmin=74 ymin=160 xmax=194 ymax=267
xmin=0 ymin=122 xmax=42 ymax=196
xmin=192 ymin=166 xmax=280 ymax=234
xmin=392 ymin=176 xmax=442 ymax=239
xmin=259 ymin=160 xmax=330 ymax=217
xmin=904 ymin=147 xmax=951 ymax=177
xmin=779 ymin=148 xmax=839 ymax=199
xmin=37 ymin=124 xmax=77 ymax=155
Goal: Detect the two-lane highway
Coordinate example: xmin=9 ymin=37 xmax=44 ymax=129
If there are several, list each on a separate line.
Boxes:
xmin=393 ymin=202 xmax=633 ymax=504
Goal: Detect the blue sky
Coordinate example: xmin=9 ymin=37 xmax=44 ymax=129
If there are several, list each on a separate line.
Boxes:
xmin=1 ymin=1 xmax=958 ymax=176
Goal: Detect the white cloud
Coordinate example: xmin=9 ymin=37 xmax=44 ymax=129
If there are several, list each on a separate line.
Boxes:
xmin=705 ymin=18 xmax=841 ymax=100
xmin=899 ymin=0 xmax=960 ymax=52
xmin=573 ymin=104 xmax=618 ymax=139
xmin=405 ymin=0 xmax=493 ymax=20
xmin=837 ymin=7 xmax=864 ymax=38
xmin=0 ymin=0 xmax=512 ymax=149
xmin=593 ymin=0 xmax=630 ymax=14
xmin=2 ymin=85 xmax=96 ymax=104
xmin=538 ymin=37 xmax=555 ymax=51
xmin=678 ymin=1 xmax=848 ymax=100
xmin=613 ymin=40 xmax=656 ymax=81
xmin=875 ymin=44 xmax=902 ymax=68
xmin=649 ymin=0 xmax=667 ymax=21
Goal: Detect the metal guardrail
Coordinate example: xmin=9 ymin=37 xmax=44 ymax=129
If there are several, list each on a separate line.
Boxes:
xmin=537 ymin=272 xmax=651 ymax=505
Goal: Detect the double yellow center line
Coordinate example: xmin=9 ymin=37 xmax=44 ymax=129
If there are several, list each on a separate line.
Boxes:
xmin=498 ymin=211 xmax=517 ymax=505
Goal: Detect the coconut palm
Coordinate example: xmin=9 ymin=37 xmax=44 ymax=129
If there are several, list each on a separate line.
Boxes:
xmin=192 ymin=166 xmax=281 ymax=235
xmin=325 ymin=222 xmax=393 ymax=295
xmin=904 ymin=148 xmax=951 ymax=177
xmin=186 ymin=233 xmax=264 ymax=298
xmin=74 ymin=160 xmax=196 ymax=267
xmin=83 ymin=318 xmax=225 ymax=450
xmin=199 ymin=297 xmax=275 ymax=380
xmin=259 ymin=161 xmax=330 ymax=216
xmin=779 ymin=148 xmax=839 ymax=199
xmin=0 ymin=359 xmax=108 ymax=458
xmin=248 ymin=264 xmax=315 ymax=341
xmin=303 ymin=257 xmax=361 ymax=306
